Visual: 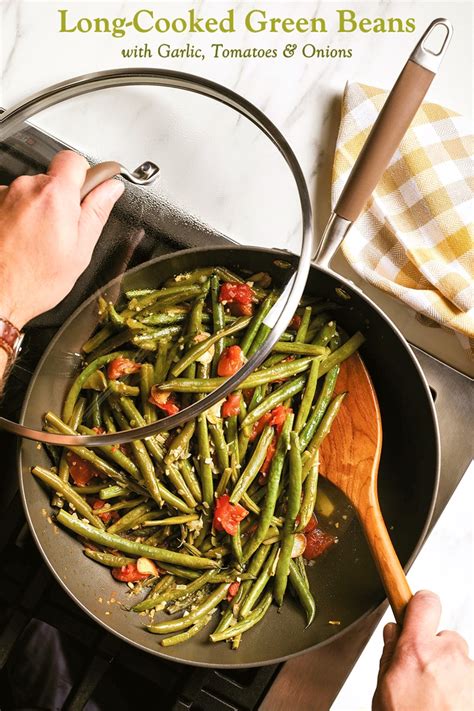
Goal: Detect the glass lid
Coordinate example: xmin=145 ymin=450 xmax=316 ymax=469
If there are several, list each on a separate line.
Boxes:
xmin=0 ymin=69 xmax=313 ymax=447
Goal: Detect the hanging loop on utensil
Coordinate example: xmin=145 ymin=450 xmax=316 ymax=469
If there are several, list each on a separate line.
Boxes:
xmin=0 ymin=68 xmax=313 ymax=447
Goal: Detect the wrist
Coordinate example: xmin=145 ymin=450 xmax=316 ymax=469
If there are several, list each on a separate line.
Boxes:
xmin=0 ymin=300 xmax=27 ymax=331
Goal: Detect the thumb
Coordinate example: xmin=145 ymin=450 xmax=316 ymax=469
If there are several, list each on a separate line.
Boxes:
xmin=78 ymin=178 xmax=124 ymax=253
xmin=377 ymin=623 xmax=400 ymax=681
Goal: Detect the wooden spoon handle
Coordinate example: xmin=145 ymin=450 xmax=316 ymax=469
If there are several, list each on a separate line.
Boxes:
xmin=362 ymin=499 xmax=412 ymax=624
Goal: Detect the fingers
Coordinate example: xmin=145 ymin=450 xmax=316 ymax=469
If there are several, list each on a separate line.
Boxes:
xmin=47 ymin=150 xmax=89 ymax=191
xmin=437 ymin=629 xmax=470 ymax=656
xmin=400 ymin=590 xmax=441 ymax=641
xmin=78 ymin=178 xmax=124 ymax=257
xmin=377 ymin=622 xmax=400 ymax=681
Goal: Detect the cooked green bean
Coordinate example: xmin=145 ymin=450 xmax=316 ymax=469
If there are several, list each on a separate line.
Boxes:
xmin=161 ymin=614 xmax=213 ymax=647
xmin=32 ymin=466 xmax=104 ymax=529
xmin=210 ymin=591 xmax=272 ymax=642
xmin=294 ymin=357 xmax=321 ymax=434
xmin=288 ymin=559 xmax=316 ymax=627
xmin=299 ymin=365 xmax=340 ymax=451
xmin=297 ymin=452 xmax=319 ymax=530
xmin=133 ymin=569 xmax=216 ymax=612
xmin=274 ymin=432 xmax=302 ymax=607
xmin=229 ymin=426 xmax=274 ymax=504
xmin=240 ymin=376 xmax=306 ymax=430
xmin=271 ymin=342 xmax=329 ymax=357
xmin=240 ymin=292 xmax=277 ymax=355
xmin=57 ymin=510 xmax=218 ymax=569
xmin=239 ymin=544 xmax=279 ymax=619
xmin=84 ymin=550 xmax=134 ymax=567
xmin=302 ymin=392 xmax=347 ymax=476
xmin=147 ymin=583 xmax=230 ymax=634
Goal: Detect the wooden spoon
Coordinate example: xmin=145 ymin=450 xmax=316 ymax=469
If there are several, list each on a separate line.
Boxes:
xmin=319 ymin=353 xmax=412 ymax=624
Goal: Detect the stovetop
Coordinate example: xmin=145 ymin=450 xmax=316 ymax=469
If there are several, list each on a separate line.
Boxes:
xmin=0 ymin=121 xmax=472 ymax=711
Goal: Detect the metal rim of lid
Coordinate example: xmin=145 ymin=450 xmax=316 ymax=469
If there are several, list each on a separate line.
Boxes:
xmin=0 ymin=68 xmax=313 ymax=447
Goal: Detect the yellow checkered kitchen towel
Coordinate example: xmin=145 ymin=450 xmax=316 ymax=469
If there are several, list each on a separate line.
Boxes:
xmin=333 ymin=83 xmax=474 ymax=338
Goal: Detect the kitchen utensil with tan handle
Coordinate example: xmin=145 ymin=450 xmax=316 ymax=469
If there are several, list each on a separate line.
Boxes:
xmin=316 ymin=18 xmax=452 ymax=623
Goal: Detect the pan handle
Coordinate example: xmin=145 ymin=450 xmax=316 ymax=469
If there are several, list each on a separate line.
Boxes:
xmin=314 ymin=18 xmax=453 ymax=268
xmin=80 ymin=160 xmax=160 ymax=200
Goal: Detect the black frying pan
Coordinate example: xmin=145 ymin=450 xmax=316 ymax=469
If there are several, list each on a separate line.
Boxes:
xmin=18 ymin=244 xmax=439 ymax=667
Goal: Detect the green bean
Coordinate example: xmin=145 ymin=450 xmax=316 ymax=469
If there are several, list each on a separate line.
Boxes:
xmin=57 ymin=510 xmax=218 ymax=569
xmin=247 ymin=323 xmax=271 ymax=358
xmin=312 ymin=321 xmax=337 ymax=347
xmin=208 ymin=420 xmax=229 ymax=472
xmin=297 ymin=452 xmax=319 ymax=530
xmin=171 ymin=317 xmax=250 ymax=377
xmin=72 ymin=484 xmax=105 ymax=494
xmin=210 ymin=591 xmax=272 ymax=642
xmin=107 ymin=502 xmax=155 ymax=534
xmin=161 ymin=614 xmax=212 ymax=647
xmin=133 ymin=569 xmax=216 ymax=612
xmin=165 ymin=422 xmax=195 ymax=465
xmin=302 ymin=393 xmax=346 ymax=476
xmin=271 ymin=342 xmax=329 ymax=357
xmin=84 ymin=550 xmax=134 ymax=567
xmin=166 ymin=267 xmax=214 ymax=288
xmin=295 ymin=306 xmax=312 ymax=343
xmin=231 ymin=524 xmax=243 ymax=566
xmin=114 ymin=398 xmax=196 ymax=510
xmin=86 ymin=330 xmax=135 ymax=360
xmin=52 ymin=397 xmax=86 ymax=508
xmin=210 ymin=274 xmax=225 ymax=375
xmin=102 ymin=403 xmax=117 ymax=433
xmin=240 ymin=292 xmax=277 ymax=356
xmin=82 ymin=324 xmax=115 ymax=354
xmin=125 ymin=288 xmax=156 ymax=299
xmin=83 ymin=371 xmax=107 ymax=391
xmin=299 ymin=365 xmax=340 ymax=451
xmin=154 ymin=340 xmax=170 ymax=383
xmin=158 ymin=564 xmax=201 ymax=580
xmin=157 ymin=357 xmax=314 ymax=393
xmin=240 ymin=376 xmax=306 ymax=430
xmin=229 ymin=426 xmax=274 ymax=504
xmin=129 ymin=284 xmax=204 ymax=312
xmin=242 ymin=415 xmax=293 ymax=562
xmin=89 ymin=392 xmax=102 ymax=429
xmin=329 ymin=332 xmax=341 ymax=352
xmin=294 ymin=357 xmax=321 ymax=434
xmin=99 ymin=485 xmax=130 ymax=500
xmin=215 ymin=466 xmax=232 ymax=498
xmin=137 ymin=311 xmax=188 ymax=327
xmin=318 ymin=332 xmax=364 ymax=376
xmin=178 ymin=459 xmax=202 ymax=503
xmin=288 ymin=559 xmax=316 ymax=627
xmin=196 ymin=413 xmax=213 ymax=507
xmin=144 ymin=514 xmax=199 ymax=526
xmin=132 ymin=326 xmax=182 ymax=344
xmin=147 ymin=583 xmax=230 ymax=634
xmin=62 ymin=351 xmax=136 ymax=422
xmin=32 ymin=467 xmax=104 ymax=529
xmin=139 ymin=363 xmax=157 ymax=424
xmin=214 ymin=267 xmax=266 ymax=299
xmin=107 ymin=380 xmax=140 ymax=397
xmin=95 ymin=496 xmax=146 ymax=514
xmin=274 ymin=432 xmax=302 ymax=607
xmin=239 ymin=544 xmax=279 ymax=618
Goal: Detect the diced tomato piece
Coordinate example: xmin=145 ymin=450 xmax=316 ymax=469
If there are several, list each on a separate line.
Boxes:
xmin=229 ymin=301 xmax=254 ymax=317
xmin=303 ymin=528 xmax=336 ymax=560
xmin=90 ymin=498 xmax=120 ymax=525
xmin=107 ymin=357 xmax=141 ymax=380
xmin=148 ymin=387 xmax=180 ymax=416
xmin=249 ymin=411 xmax=273 ymax=442
xmin=222 ymin=392 xmax=241 ymax=418
xmin=269 ymin=405 xmax=293 ymax=436
xmin=219 ymin=282 xmax=254 ymax=305
xmin=260 ymin=435 xmax=277 ymax=475
xmin=250 ymin=406 xmax=293 ymax=441
xmin=66 ymin=452 xmax=100 ymax=487
xmin=304 ymin=512 xmax=318 ymax=534
xmin=289 ymin=315 xmax=302 ymax=330
xmin=242 ymin=388 xmax=255 ymax=405
xmin=92 ymin=426 xmax=106 ymax=435
xmin=227 ymin=581 xmax=241 ymax=602
xmin=111 ymin=564 xmax=150 ymax=583
xmin=217 ymin=345 xmax=245 ymax=377
xmin=213 ymin=494 xmax=249 ymax=536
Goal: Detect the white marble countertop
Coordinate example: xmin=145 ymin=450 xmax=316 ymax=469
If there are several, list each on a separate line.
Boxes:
xmin=1 ymin=1 xmax=473 ymax=707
